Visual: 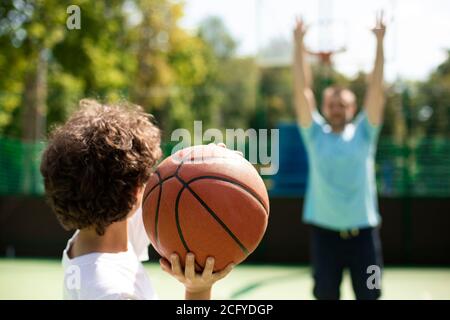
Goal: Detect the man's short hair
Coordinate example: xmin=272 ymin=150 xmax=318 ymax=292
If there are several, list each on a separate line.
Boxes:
xmin=40 ymin=99 xmax=162 ymax=235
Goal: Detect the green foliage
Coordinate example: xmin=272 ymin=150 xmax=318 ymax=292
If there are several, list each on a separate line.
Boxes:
xmin=0 ymin=1 xmax=449 ymax=142
xmin=198 ymin=16 xmax=237 ymax=59
xmin=258 ymin=66 xmax=294 ymax=129
xmin=0 ymin=1 xmax=231 ymax=138
xmin=1 ymin=2 xmax=449 ymax=197
xmin=194 ymin=17 xmax=258 ymax=131
xmin=417 ymin=50 xmax=450 ymax=137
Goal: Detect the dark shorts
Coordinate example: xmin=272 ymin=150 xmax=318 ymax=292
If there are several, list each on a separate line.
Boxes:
xmin=310 ymin=225 xmax=383 ymax=300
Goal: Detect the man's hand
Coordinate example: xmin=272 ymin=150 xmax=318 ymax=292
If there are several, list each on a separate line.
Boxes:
xmin=364 ymin=10 xmax=386 ymax=126
xmin=294 ymin=16 xmax=308 ymax=44
xmin=371 ymin=10 xmax=386 ymax=41
xmin=292 ymin=15 xmax=315 ymax=127
xmin=160 ymin=252 xmax=234 ymax=300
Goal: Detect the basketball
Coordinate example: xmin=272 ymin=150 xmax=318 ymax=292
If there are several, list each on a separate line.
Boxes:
xmin=142 ymin=144 xmax=270 ymax=271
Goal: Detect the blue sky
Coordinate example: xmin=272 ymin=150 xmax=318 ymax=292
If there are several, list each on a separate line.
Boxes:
xmin=180 ymin=0 xmax=450 ymax=82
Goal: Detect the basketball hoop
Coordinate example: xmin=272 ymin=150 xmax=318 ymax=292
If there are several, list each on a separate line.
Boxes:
xmin=306 ymin=47 xmax=346 ymax=66
xmin=304 ymin=20 xmax=349 ymax=66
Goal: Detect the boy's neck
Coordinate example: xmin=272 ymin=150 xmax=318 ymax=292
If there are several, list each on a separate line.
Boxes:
xmin=69 ymin=219 xmax=129 ymax=258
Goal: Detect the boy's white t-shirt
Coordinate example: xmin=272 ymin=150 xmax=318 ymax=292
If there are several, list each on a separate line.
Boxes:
xmin=62 ymin=208 xmax=158 ymax=300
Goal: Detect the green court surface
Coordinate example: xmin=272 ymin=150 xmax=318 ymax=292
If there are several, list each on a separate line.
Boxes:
xmin=1 ymin=259 xmax=449 ymax=300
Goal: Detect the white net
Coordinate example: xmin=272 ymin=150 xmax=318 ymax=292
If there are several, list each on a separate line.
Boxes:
xmin=255 ymin=0 xmax=398 ymax=78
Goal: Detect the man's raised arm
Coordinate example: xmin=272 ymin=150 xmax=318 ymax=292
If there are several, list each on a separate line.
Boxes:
xmin=364 ymin=11 xmax=386 ymax=126
xmin=293 ymin=17 xmax=316 ymax=128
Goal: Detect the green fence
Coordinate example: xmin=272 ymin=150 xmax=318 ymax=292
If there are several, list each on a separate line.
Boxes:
xmin=0 ymin=138 xmax=177 ymax=196
xmin=0 ymin=137 xmax=45 ymax=196
xmin=376 ymin=137 xmax=450 ymax=197
xmin=1 ymin=136 xmax=449 ymax=197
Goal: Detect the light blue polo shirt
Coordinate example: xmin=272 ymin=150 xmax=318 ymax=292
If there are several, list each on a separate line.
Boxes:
xmin=299 ymin=110 xmax=381 ymax=231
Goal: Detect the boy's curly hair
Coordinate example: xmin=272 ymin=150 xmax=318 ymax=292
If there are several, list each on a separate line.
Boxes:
xmin=40 ymin=99 xmax=162 ymax=235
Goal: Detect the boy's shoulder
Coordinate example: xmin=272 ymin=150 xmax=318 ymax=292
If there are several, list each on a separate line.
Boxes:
xmin=62 ymin=233 xmax=156 ymax=300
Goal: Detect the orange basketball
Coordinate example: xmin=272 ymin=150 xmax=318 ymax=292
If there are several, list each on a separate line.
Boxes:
xmin=142 ymin=144 xmax=269 ymax=272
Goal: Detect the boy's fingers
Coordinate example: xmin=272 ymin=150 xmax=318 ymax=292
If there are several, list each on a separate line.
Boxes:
xmin=202 ymin=257 xmax=215 ymax=279
xmin=209 ymin=142 xmax=243 ymax=156
xmin=185 ymin=253 xmax=196 ymax=280
xmin=159 ymin=258 xmax=173 ymax=275
xmin=170 ymin=254 xmax=183 ymax=277
xmin=234 ymin=150 xmax=244 ymax=157
xmin=208 ymin=142 xmax=226 ymax=148
xmin=213 ymin=263 xmax=234 ymax=281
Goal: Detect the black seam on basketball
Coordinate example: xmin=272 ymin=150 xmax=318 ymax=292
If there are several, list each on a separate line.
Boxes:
xmin=174 ymin=179 xmax=203 ymax=270
xmin=154 ymin=171 xmax=162 ymax=247
xmin=186 ymin=175 xmax=268 ymax=215
xmin=143 ymin=174 xmax=175 ymax=204
xmin=143 ymin=151 xmax=245 ymax=203
xmin=175 ymin=175 xmax=249 ymax=255
xmin=174 ymin=147 xmax=195 ymax=176
xmin=146 ymin=149 xmax=258 ymax=267
xmin=175 ymin=184 xmax=190 ymax=253
xmin=142 ymin=148 xmax=194 ymax=203
xmin=175 ymin=160 xmax=184 ymax=176
xmin=143 ymin=169 xmax=160 ymax=202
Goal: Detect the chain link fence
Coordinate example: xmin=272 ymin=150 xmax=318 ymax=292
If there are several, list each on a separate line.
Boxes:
xmin=1 ymin=135 xmax=449 ymax=197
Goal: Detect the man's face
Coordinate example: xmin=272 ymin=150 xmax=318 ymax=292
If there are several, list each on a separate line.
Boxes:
xmin=322 ymin=90 xmax=356 ymax=131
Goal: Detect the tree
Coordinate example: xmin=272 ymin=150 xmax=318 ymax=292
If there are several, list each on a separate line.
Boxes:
xmin=0 ymin=0 xmax=67 ymax=139
xmin=130 ymin=1 xmax=219 ymax=137
xmin=197 ymin=16 xmax=258 ymax=130
xmin=1 ymin=0 xmax=219 ymax=142
xmin=418 ymin=50 xmax=450 ymax=137
xmin=198 ymin=16 xmax=236 ymax=60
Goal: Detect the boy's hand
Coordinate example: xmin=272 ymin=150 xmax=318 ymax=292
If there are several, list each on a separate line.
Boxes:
xmin=160 ymin=253 xmax=234 ymax=299
xmin=212 ymin=142 xmax=244 ymax=157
